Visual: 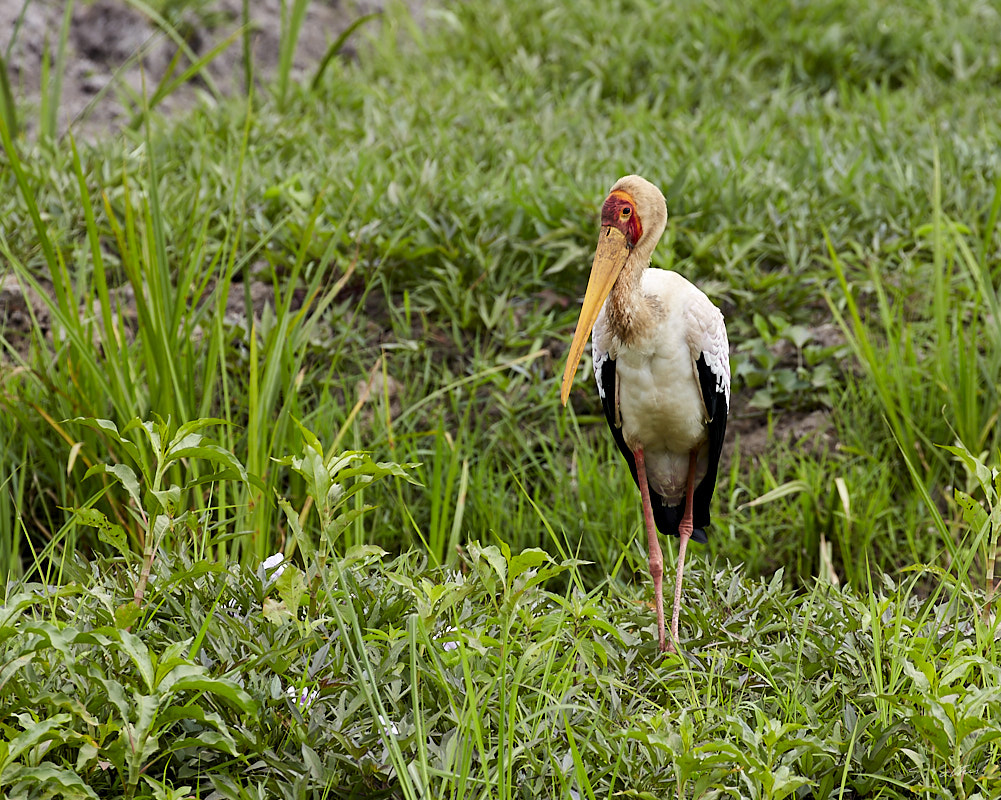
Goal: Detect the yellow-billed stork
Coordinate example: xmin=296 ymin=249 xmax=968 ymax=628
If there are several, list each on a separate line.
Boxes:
xmin=561 ymin=175 xmax=730 ymax=653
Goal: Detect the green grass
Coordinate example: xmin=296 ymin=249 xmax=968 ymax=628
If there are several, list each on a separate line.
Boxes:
xmin=2 ymin=0 xmax=1001 ymax=795
xmin=4 ymin=517 xmax=1001 ymax=797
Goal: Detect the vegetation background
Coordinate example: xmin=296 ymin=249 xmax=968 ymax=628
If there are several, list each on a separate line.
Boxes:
xmin=1 ymin=0 xmax=1000 ymax=797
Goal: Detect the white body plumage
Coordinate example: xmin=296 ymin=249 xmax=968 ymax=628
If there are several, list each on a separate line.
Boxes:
xmin=593 ymin=269 xmax=730 ymax=504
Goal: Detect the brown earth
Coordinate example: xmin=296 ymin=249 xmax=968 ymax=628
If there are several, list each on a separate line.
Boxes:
xmin=1 ymin=0 xmax=396 ymax=141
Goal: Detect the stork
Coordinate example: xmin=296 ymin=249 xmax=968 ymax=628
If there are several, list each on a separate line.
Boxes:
xmin=560 ymin=175 xmax=730 ymax=654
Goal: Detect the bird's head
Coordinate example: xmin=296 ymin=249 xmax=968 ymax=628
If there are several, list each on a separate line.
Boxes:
xmin=560 ymin=175 xmax=668 ymax=406
xmin=600 ymin=174 xmax=668 ymax=254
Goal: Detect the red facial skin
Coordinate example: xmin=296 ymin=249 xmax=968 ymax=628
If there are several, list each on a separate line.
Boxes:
xmin=600 ymin=190 xmax=642 ymax=249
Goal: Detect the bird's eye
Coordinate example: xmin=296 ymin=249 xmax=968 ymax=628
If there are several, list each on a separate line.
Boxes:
xmin=621 ymin=206 xmax=632 ymax=218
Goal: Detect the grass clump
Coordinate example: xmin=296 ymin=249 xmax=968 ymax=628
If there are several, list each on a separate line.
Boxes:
xmin=5 ymin=533 xmax=1001 ymax=798
xmin=3 ymin=0 xmax=1000 ymax=586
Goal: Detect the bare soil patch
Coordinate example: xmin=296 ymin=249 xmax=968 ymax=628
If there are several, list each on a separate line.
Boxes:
xmin=1 ymin=0 xmax=395 ymax=141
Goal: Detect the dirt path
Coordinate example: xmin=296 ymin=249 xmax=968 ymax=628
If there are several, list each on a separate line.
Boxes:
xmin=1 ymin=0 xmax=401 ymax=140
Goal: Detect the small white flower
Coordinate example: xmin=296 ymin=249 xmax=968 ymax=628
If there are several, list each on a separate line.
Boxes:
xmin=263 ymin=552 xmax=286 ymax=578
xmin=285 ymin=684 xmax=318 ymax=710
xmin=436 ymin=625 xmax=459 ymax=651
xmin=377 ymin=714 xmax=400 ymax=736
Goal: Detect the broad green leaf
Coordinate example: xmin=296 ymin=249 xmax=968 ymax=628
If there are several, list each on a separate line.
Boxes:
xmin=469 ymin=543 xmax=507 ymax=585
xmin=342 ymin=544 xmax=389 ymax=566
xmin=507 ymin=548 xmax=551 ymax=585
xmin=172 ymin=416 xmax=228 ymax=440
xmin=276 ymin=563 xmax=307 ymax=613
xmin=84 ymin=462 xmax=143 ymax=508
xmin=71 ymin=506 xmax=130 ymax=560
xmin=938 ymin=655 xmax=985 ymax=687
xmin=75 ymin=741 xmax=99 ymax=772
xmin=118 ymin=630 xmax=155 ymax=692
xmin=22 ymin=622 xmax=76 ymax=659
xmin=134 ymin=418 xmax=165 ymax=458
xmin=326 ymin=450 xmax=362 ymax=474
xmin=114 ymin=602 xmax=142 ymax=630
xmin=514 ymin=561 xmax=569 ymax=594
xmin=323 ymin=505 xmax=373 ymax=545
xmin=170 ymin=730 xmax=238 ymax=755
xmin=149 ymin=513 xmax=171 ymax=546
xmin=1 ymin=764 xmax=99 ymax=798
xmin=769 ymin=765 xmax=811 ymax=800
xmin=954 ymin=489 xmax=989 ymax=533
xmin=0 ymin=714 xmax=71 ymax=769
xmin=0 ymin=591 xmax=50 ymax=627
xmin=150 ymin=484 xmax=181 ymax=515
xmin=336 ymin=459 xmax=420 ymax=485
xmin=156 ymin=639 xmax=196 ymax=682
xmin=141 ymin=775 xmax=195 ymax=799
xmin=165 ymin=431 xmax=204 ymax=455
xmin=167 ymin=668 xmax=258 ymax=714
xmin=292 ymin=416 xmax=324 ymax=457
xmin=72 ymin=416 xmax=122 ymax=440
xmin=785 ymin=324 xmax=813 ymax=349
xmin=289 ymin=445 xmax=332 ymax=509
xmin=263 ymin=597 xmax=293 ymax=625
xmin=165 ymin=444 xmax=249 ymax=482
xmin=940 ymin=444 xmax=998 ymax=500
xmin=71 ymin=417 xmax=141 ymax=463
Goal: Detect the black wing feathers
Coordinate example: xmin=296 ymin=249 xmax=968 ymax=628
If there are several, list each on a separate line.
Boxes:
xmin=693 ymin=353 xmax=728 ymax=532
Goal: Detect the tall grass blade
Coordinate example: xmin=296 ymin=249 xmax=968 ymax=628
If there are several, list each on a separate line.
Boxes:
xmin=132 ymin=30 xmax=240 ymax=130
xmin=0 ymin=52 xmax=17 ymax=138
xmin=276 ymin=0 xmax=312 ymax=110
xmin=309 ymin=12 xmax=381 ymax=91
xmin=40 ymin=0 xmax=74 ymax=139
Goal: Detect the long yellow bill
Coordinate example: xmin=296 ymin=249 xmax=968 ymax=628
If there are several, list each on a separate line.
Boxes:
xmin=560 ymin=226 xmax=632 ymax=405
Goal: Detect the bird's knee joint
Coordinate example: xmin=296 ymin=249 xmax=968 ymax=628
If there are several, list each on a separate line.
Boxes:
xmin=648 ymin=557 xmax=663 ymax=580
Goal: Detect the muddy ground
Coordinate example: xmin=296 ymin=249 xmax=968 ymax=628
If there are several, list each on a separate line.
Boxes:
xmin=1 ymin=0 xmax=396 ymax=140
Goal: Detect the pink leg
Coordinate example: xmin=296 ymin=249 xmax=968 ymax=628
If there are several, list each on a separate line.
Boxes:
xmin=668 ymin=452 xmax=699 ymax=653
xmin=633 ymin=447 xmax=666 ymax=652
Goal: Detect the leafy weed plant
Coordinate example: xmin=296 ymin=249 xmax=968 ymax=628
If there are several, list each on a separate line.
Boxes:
xmin=5 ymin=536 xmax=1001 ymax=797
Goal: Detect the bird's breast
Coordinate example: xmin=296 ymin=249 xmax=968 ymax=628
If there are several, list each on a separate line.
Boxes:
xmin=614 ymin=342 xmax=707 ymax=455
xmin=591 ymin=269 xmax=715 ymax=457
